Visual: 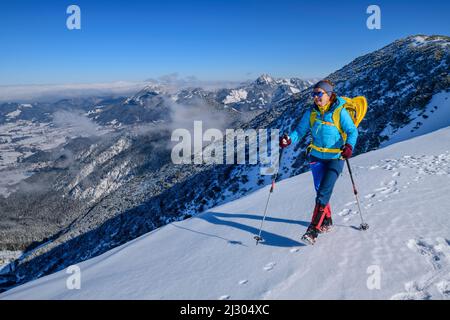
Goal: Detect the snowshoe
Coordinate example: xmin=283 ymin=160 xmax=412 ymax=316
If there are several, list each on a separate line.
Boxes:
xmin=319 ymin=217 xmax=333 ymax=233
xmin=301 ymin=233 xmax=316 ymax=245
xmin=319 ymin=225 xmax=332 ymax=233
xmin=301 ymin=227 xmax=318 ymax=245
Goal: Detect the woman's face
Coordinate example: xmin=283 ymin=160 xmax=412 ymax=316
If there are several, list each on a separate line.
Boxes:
xmin=313 ymin=88 xmax=330 ymax=107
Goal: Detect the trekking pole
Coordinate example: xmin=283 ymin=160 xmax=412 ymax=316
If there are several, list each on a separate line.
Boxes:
xmin=345 ymin=158 xmax=369 ymax=231
xmin=254 ymin=148 xmax=284 ymax=245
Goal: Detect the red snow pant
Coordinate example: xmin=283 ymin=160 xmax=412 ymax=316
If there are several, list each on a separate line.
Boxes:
xmin=310 ymin=203 xmax=332 ymax=230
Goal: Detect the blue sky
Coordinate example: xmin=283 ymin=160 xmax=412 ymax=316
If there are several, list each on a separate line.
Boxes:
xmin=0 ymin=0 xmax=449 ymax=85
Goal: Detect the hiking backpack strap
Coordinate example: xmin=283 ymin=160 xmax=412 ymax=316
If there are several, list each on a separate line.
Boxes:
xmin=309 ymin=109 xmax=317 ymax=128
xmin=332 ymin=104 xmax=347 ymax=142
xmin=332 ymin=96 xmax=368 ymax=143
xmin=308 ymin=108 xmax=342 ymax=154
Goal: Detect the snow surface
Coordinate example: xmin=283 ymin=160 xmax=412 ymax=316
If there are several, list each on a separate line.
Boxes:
xmin=381 ymin=91 xmax=450 ymax=147
xmin=289 ymin=86 xmax=300 ymax=94
xmin=1 ymin=127 xmax=450 ymax=300
xmin=223 ymin=89 xmax=248 ymax=104
xmin=0 ymin=118 xmax=112 ymax=197
xmin=411 ymin=36 xmax=428 ymax=47
xmin=67 ymin=137 xmax=131 ymax=202
xmin=5 ymin=110 xmax=22 ymax=119
xmin=0 ymin=251 xmax=22 ymax=274
xmin=411 ymin=35 xmax=449 ymax=48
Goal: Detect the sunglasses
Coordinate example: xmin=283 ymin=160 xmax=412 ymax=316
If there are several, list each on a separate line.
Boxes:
xmin=311 ymin=91 xmax=325 ymax=98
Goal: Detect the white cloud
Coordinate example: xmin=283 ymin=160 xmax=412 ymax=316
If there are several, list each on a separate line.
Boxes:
xmin=0 ymin=81 xmax=152 ymax=103
xmin=0 ymin=77 xmax=245 ymax=103
xmin=53 ymin=110 xmax=100 ymax=137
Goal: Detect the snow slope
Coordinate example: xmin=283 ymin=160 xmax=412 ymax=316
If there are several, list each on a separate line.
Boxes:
xmin=381 ymin=91 xmax=450 ymax=147
xmin=2 ymin=127 xmax=450 ymax=300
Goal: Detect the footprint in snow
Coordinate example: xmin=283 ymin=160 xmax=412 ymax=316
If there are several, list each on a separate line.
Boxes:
xmin=345 ymin=201 xmax=356 ymax=207
xmin=407 ymin=238 xmax=449 ymax=271
xmin=375 ymin=186 xmax=398 ymax=195
xmin=290 ymin=248 xmax=300 ymax=253
xmin=263 ymin=262 xmax=276 ymax=271
xmin=387 ymin=180 xmax=398 ymax=187
xmin=238 ymin=279 xmax=248 ymax=285
xmin=219 ymin=295 xmax=231 ymax=300
xmin=436 ymin=281 xmax=450 ymax=298
xmin=390 ymin=281 xmax=431 ymax=300
xmin=338 ymin=208 xmax=351 ymax=216
xmin=392 ymin=172 xmax=401 ymax=177
xmin=380 ymin=180 xmax=397 ymax=187
xmin=364 ymin=193 xmax=376 ymax=199
xmin=392 ymin=238 xmax=450 ymax=299
xmin=381 ymin=188 xmax=396 ymax=195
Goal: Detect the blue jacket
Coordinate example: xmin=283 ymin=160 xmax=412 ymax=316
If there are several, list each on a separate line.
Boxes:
xmin=290 ymin=96 xmax=358 ymax=160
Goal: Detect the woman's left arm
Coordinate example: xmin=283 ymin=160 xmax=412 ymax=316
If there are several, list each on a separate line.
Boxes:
xmin=340 ymin=108 xmax=358 ymax=149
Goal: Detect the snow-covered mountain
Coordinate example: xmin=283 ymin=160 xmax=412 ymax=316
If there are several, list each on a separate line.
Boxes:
xmin=2 ymin=127 xmax=449 ymax=299
xmin=91 ymin=74 xmax=313 ymax=126
xmin=1 ymin=74 xmax=307 ymax=129
xmin=0 ymin=74 xmax=307 ymax=201
xmin=0 ymin=97 xmax=128 ymax=125
xmin=0 ymin=34 xmax=448 ymax=294
xmin=215 ymin=74 xmax=313 ymax=111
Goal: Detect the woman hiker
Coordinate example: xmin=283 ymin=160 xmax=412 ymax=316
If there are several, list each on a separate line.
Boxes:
xmin=279 ymin=80 xmax=358 ymax=244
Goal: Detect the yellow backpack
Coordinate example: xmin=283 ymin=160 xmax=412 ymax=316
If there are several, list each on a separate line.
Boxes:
xmin=309 ymin=96 xmax=368 ymax=143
